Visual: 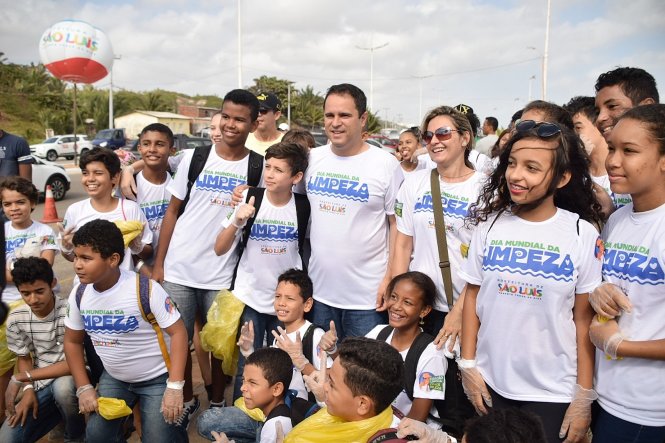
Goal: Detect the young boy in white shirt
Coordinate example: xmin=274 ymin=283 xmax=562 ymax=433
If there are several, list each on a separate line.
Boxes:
xmin=0 ymin=257 xmax=84 ymax=443
xmin=59 ymin=147 xmax=153 ymax=272
xmin=214 ymin=142 xmax=309 ymax=399
xmin=63 ymin=219 xmax=188 ymax=442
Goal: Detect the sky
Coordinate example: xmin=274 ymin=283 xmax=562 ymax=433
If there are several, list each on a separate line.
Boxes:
xmin=2 ymin=0 xmax=665 ymax=128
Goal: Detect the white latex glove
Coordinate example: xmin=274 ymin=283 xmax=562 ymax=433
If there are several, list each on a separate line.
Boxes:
xmin=397 ymin=418 xmax=452 ymax=442
xmin=589 ymin=282 xmax=632 ymax=319
xmin=589 ymin=317 xmax=625 ymax=359
xmin=559 ymin=384 xmax=597 ymax=443
xmin=237 ymin=321 xmax=255 ymax=358
xmin=458 ymin=361 xmax=492 ymax=415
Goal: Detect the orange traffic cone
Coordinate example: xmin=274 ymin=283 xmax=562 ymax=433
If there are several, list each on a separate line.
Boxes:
xmin=41 ymin=185 xmax=62 ymax=223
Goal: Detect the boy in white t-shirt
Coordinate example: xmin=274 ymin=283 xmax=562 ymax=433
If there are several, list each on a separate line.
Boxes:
xmin=63 ymin=219 xmax=188 ymax=442
xmin=59 ymin=147 xmax=153 ymax=272
xmin=214 ymin=142 xmax=309 ymax=399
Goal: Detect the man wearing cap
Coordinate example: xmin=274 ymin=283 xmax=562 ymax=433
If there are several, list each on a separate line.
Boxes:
xmin=246 ymin=92 xmax=283 ymax=155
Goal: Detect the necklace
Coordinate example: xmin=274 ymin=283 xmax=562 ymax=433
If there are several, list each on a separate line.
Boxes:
xmin=439 ymin=170 xmax=475 ymax=180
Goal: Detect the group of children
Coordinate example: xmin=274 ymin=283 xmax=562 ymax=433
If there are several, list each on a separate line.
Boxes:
xmin=0 ymin=65 xmax=662 ymax=443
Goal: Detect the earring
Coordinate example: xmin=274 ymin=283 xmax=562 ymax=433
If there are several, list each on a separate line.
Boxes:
xmin=419 ymin=317 xmax=425 ymax=326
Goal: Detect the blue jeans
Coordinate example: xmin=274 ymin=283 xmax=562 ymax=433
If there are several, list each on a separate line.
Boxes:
xmin=198 ymin=406 xmax=261 ymax=442
xmin=232 ymin=305 xmax=282 ymax=400
xmin=85 ymin=371 xmax=187 ymax=443
xmin=592 ymin=403 xmax=665 ymax=443
xmin=161 ymin=281 xmax=220 ymax=341
xmin=311 ymin=300 xmax=386 ymax=340
xmin=0 ymin=376 xmax=84 ymax=443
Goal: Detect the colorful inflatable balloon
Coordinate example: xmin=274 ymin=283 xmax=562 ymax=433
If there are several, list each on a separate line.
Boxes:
xmin=39 ymin=20 xmax=114 ymax=84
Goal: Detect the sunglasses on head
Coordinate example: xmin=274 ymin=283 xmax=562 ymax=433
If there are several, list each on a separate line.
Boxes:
xmin=422 ymin=127 xmax=459 ymax=144
xmin=514 ymin=119 xmax=561 ymax=138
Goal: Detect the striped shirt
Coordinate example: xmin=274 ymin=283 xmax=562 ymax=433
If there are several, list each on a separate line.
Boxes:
xmin=6 ymin=297 xmax=67 ymax=390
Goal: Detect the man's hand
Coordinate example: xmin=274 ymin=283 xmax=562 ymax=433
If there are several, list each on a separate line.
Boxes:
xmin=318 ymin=321 xmax=338 ymax=355
xmin=161 ymin=385 xmax=184 ymax=424
xmin=78 ymin=387 xmax=99 ymax=414
xmin=4 ymin=377 xmax=22 ymax=417
xmin=237 ymin=321 xmax=255 ymax=358
xmin=272 ymin=326 xmax=309 ymax=371
xmin=8 ymin=388 xmax=38 ymax=428
xmin=589 ymin=282 xmax=632 ymax=318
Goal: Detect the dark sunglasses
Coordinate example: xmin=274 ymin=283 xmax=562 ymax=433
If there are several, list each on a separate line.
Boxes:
xmin=422 ymin=127 xmax=459 ymax=144
xmin=514 ymin=119 xmax=561 ymax=138
xmin=258 ymin=108 xmax=272 ymax=115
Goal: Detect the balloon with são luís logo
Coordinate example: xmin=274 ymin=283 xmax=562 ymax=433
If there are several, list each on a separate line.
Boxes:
xmin=39 ymin=20 xmax=114 ymax=84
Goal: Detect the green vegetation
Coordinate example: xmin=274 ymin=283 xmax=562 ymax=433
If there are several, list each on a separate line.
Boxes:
xmin=0 ymin=55 xmax=382 ymax=144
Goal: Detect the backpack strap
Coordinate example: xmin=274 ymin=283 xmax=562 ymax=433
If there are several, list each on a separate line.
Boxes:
xmin=265 ymin=403 xmax=292 ymax=422
xmin=293 ymin=193 xmax=311 ymax=266
xmin=75 ymin=283 xmax=87 ymax=310
xmin=404 ymin=332 xmax=435 ymax=400
xmin=75 ymin=283 xmax=105 ymax=385
xmin=299 ymin=323 xmax=320 ymax=403
xmin=229 ymin=187 xmax=265 ymax=290
xmin=135 ymin=273 xmax=172 ymax=371
xmin=246 ymin=150 xmax=264 ymax=187
xmin=376 ymin=325 xmax=394 ymax=342
xmin=178 ymin=145 xmax=212 ymax=218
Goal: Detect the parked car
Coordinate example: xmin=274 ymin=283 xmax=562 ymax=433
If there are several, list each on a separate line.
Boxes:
xmin=368 ymin=134 xmax=399 ymax=149
xmin=30 ymin=134 xmax=92 ymax=162
xmin=92 ymin=128 xmax=128 ymax=151
xmin=32 ymin=156 xmax=71 ymax=201
xmin=174 ymin=134 xmax=212 ymax=150
xmin=366 ymin=138 xmax=396 ymax=155
xmin=311 ymin=132 xmax=328 ymax=147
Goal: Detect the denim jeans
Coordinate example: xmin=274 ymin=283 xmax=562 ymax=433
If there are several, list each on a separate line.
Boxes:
xmin=592 ymin=403 xmax=665 ymax=443
xmin=197 ymin=406 xmax=261 ymax=442
xmin=85 ymin=371 xmax=187 ymax=443
xmin=0 ymin=375 xmax=84 ymax=443
xmin=161 ymin=281 xmax=220 ymax=341
xmin=232 ymin=305 xmax=282 ymax=400
xmin=311 ymin=300 xmax=386 ymax=340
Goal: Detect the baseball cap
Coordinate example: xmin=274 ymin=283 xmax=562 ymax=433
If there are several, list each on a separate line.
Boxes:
xmin=256 ymin=92 xmax=282 ymax=112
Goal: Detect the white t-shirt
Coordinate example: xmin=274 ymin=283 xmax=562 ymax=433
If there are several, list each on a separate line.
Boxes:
xmin=270 ymin=320 xmax=330 ymax=400
xmin=63 ymin=198 xmax=152 ymax=271
xmin=261 ymin=415 xmax=292 ymax=443
xmin=460 ymin=209 xmax=602 ymax=402
xmin=136 ymin=171 xmax=172 ymax=262
xmin=64 ymin=270 xmax=180 ymax=383
xmin=474 ymin=134 xmax=498 ymax=157
xmin=395 ymin=169 xmax=484 ymax=311
xmin=4 ymin=221 xmax=58 ymax=302
xmin=223 ymin=190 xmax=302 ymax=314
xmin=400 ymin=161 xmax=428 ymax=177
xmin=367 ymin=325 xmax=446 ymax=425
xmin=305 ymin=145 xmax=403 ymax=309
xmin=246 ymin=132 xmax=284 ymax=156
xmin=592 ymin=174 xmax=632 ymax=209
xmin=595 ymin=203 xmax=665 ymax=426
xmin=164 ymin=148 xmax=262 ymax=289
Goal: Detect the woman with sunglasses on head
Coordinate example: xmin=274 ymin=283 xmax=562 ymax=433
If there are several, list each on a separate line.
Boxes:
xmin=588 ymin=104 xmax=665 ymax=443
xmin=393 ymin=106 xmax=485 ymax=433
xmin=458 ymin=117 xmax=604 ymax=443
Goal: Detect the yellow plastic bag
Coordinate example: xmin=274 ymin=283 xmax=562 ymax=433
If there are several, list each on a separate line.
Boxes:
xmin=233 ymin=396 xmax=266 ymax=422
xmin=97 ymin=397 xmax=133 ymax=420
xmin=200 ymin=290 xmax=245 ymax=375
xmin=0 ymin=300 xmax=25 ymax=374
xmin=284 ymin=406 xmax=394 ymax=443
xmin=114 ymin=220 xmax=143 ymax=248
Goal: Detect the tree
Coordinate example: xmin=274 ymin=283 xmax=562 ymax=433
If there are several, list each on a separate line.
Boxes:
xmin=365 ymin=110 xmax=381 ymax=134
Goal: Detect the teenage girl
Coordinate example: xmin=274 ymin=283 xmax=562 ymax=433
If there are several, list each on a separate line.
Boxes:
xmin=588 ymin=104 xmax=665 ymax=443
xmin=459 ymin=120 xmax=604 ymax=443
xmin=397 ymin=127 xmax=426 ymax=175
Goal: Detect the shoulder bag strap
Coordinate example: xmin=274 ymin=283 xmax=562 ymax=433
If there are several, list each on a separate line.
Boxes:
xmin=430 ymin=168 xmax=454 ymax=310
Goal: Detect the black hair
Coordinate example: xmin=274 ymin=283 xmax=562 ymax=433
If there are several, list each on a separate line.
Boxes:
xmin=564 ymin=96 xmax=597 ymax=122
xmin=139 ymin=123 xmax=174 ymax=147
xmin=509 ymin=110 xmax=524 ymax=130
xmin=595 ymin=67 xmax=659 ymax=105
xmin=386 ymin=271 xmax=437 ymax=334
xmin=470 ymin=125 xmax=603 ymax=227
xmin=282 ymin=129 xmax=316 ymax=150
xmin=72 ymin=219 xmax=125 ymax=262
xmin=464 ymin=408 xmax=547 ymax=443
xmin=337 ymin=337 xmax=404 ymax=414
xmin=265 ymin=142 xmax=309 ymax=176
xmin=80 ymin=147 xmax=122 ymax=177
xmin=277 ymin=268 xmax=313 ymax=301
xmin=523 ymin=100 xmax=574 ymax=130
xmin=11 ymin=257 xmax=54 ymax=287
xmin=618 ymin=104 xmax=665 ymax=156
xmin=485 ymin=117 xmax=499 ymax=132
xmin=400 ymin=126 xmax=422 ymax=143
xmin=221 ymin=89 xmax=260 ymax=122
xmin=325 ymin=84 xmax=367 ymax=116
xmin=455 ymin=104 xmax=481 ymax=139
xmin=245 ymin=347 xmax=292 ymax=394
xmin=0 ymin=176 xmax=39 ymax=208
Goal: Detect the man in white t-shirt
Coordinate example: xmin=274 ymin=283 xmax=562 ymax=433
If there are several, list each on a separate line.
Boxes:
xmin=474 ymin=117 xmax=498 ymax=156
xmin=306 ymin=83 xmax=403 ymax=339
xmin=152 ymin=89 xmax=262 ymax=417
xmin=245 ymin=92 xmax=284 ymax=155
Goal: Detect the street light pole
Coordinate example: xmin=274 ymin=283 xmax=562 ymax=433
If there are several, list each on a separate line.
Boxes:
xmin=109 ymin=54 xmax=121 ymax=129
xmin=237 ymin=0 xmax=242 ymax=88
xmin=528 ymin=75 xmax=536 ymax=102
xmin=356 ymin=41 xmax=389 ymax=111
xmin=542 ymin=0 xmax=551 ymax=100
xmin=413 ymin=74 xmax=434 ymax=122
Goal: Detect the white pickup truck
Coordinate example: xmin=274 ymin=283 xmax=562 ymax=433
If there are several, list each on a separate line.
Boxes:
xmin=30 ymin=134 xmax=93 ymax=162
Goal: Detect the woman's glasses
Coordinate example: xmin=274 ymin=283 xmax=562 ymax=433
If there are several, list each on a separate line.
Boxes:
xmin=514 ymin=120 xmax=561 ymax=138
xmin=422 ymin=127 xmax=459 ymax=144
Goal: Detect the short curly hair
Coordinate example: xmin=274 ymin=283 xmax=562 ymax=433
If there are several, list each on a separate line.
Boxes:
xmin=72 ymin=219 xmax=124 ymax=261
xmin=0 ymin=176 xmax=39 ymax=209
xmin=11 ymin=257 xmax=54 ymax=287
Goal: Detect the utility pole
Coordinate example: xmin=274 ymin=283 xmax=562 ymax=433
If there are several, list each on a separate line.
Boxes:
xmin=356 ymin=40 xmax=389 ymax=111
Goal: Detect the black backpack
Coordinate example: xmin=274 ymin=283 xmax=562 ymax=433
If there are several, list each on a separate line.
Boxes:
xmin=229 ymin=187 xmax=310 ymax=290
xmin=265 ymin=390 xmax=321 ymax=427
xmin=178 ymin=146 xmax=263 ymax=217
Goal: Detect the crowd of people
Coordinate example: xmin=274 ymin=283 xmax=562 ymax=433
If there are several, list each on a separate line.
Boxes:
xmin=0 ymin=66 xmax=662 ymax=443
